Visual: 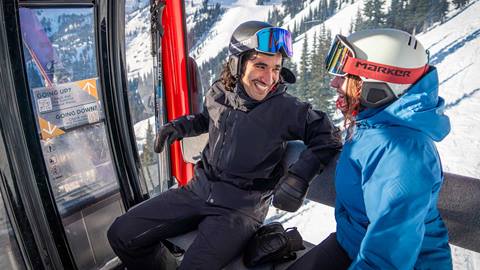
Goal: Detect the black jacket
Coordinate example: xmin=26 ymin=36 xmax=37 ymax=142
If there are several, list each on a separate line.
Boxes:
xmin=173 ymin=81 xmax=341 ymax=221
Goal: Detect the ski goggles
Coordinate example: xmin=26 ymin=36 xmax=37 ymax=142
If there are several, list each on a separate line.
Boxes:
xmin=235 ymin=27 xmax=293 ymax=57
xmin=325 ymin=34 xmax=428 ymax=84
xmin=325 ymin=35 xmax=355 ymax=77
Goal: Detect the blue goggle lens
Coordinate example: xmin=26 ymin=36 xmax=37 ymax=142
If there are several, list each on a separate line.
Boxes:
xmin=256 ymin=27 xmax=293 ymax=57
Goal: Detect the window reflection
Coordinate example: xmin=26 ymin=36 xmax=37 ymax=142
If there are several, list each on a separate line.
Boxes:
xmin=124 ymin=0 xmax=171 ymax=196
xmin=20 ymin=8 xmax=96 ymax=87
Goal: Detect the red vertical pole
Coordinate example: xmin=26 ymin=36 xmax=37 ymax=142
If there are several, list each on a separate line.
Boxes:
xmin=162 ymin=0 xmax=194 ymax=185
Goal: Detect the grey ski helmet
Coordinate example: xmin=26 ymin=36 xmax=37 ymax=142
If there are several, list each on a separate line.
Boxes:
xmin=228 ymin=21 xmax=295 ymax=83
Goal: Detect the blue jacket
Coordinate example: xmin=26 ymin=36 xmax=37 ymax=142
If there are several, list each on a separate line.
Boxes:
xmin=335 ymin=67 xmax=453 ymax=270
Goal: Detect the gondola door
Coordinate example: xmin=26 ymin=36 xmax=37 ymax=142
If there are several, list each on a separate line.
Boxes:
xmin=15 ymin=3 xmax=127 ymax=269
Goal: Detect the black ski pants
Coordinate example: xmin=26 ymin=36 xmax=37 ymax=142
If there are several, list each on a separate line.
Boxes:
xmin=286 ymin=233 xmax=352 ymax=270
xmin=107 ymin=187 xmax=260 ymax=270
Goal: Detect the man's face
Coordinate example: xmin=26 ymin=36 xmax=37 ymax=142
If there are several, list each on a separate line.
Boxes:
xmin=241 ymin=52 xmax=282 ymax=101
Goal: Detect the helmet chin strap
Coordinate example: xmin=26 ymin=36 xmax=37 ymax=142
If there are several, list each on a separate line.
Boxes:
xmin=228 ymin=55 xmax=241 ymax=78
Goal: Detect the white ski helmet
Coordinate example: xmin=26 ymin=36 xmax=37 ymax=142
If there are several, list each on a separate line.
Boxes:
xmin=325 ymin=28 xmax=430 ymax=108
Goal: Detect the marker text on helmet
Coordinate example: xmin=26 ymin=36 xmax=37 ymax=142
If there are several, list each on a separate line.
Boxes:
xmin=354 ymin=61 xmax=412 ymax=78
xmin=344 ymin=57 xmax=428 ymax=84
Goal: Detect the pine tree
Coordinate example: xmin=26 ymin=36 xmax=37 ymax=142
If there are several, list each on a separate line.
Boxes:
xmin=361 ymin=0 xmax=386 ymax=29
xmin=283 ymin=59 xmax=298 ymax=96
xmin=328 ymin=0 xmax=338 ymax=17
xmin=386 ymin=0 xmax=406 ymax=29
xmin=348 ymin=19 xmax=354 ymax=35
xmin=141 ymin=120 xmax=158 ymax=191
xmin=321 ymin=0 xmax=329 ymax=20
xmin=353 ymin=7 xmax=364 ymax=31
xmin=453 ymin=0 xmax=469 ymax=8
xmin=297 ymin=35 xmax=311 ymax=102
xmin=315 ymin=25 xmax=335 ymax=115
xmin=282 ymin=0 xmax=305 ymax=17
xmin=429 ymin=0 xmax=449 ymax=25
xmin=404 ymin=0 xmax=433 ymax=32
xmin=308 ymin=31 xmax=322 ymax=105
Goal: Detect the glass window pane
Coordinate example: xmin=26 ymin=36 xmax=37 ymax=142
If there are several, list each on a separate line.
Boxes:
xmin=0 ymin=192 xmax=26 ymax=270
xmin=19 ymin=7 xmax=124 ymax=269
xmin=124 ymin=1 xmax=172 ymax=196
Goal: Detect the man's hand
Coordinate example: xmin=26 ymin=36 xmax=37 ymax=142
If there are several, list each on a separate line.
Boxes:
xmin=154 ymin=122 xmax=181 ymax=153
xmin=272 ymin=173 xmax=309 ymax=212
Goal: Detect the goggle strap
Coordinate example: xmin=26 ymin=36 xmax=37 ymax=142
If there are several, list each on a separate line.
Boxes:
xmin=343 ymin=56 xmax=428 ymax=84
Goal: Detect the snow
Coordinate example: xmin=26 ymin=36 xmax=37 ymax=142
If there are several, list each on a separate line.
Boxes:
xmin=125 ymin=6 xmax=153 ymax=79
xmin=192 ymin=0 xmax=274 ymax=64
xmin=417 ymin=1 xmax=480 ymax=178
xmin=266 ymin=201 xmax=336 ymax=244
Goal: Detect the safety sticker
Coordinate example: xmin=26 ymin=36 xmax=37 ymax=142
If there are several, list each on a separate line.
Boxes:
xmin=32 ymin=77 xmax=104 ymax=136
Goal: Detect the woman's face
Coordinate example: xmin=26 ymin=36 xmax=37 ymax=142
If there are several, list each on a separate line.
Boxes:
xmin=330 ymin=76 xmax=348 ymax=114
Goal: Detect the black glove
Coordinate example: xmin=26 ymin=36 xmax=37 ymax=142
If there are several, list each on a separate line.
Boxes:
xmin=243 ymin=222 xmax=305 ymax=267
xmin=272 ymin=173 xmax=309 ymax=212
xmin=154 ymin=122 xmax=182 ymax=153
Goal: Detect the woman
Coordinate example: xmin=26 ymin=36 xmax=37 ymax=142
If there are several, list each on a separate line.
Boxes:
xmin=286 ymin=28 xmax=452 ymax=269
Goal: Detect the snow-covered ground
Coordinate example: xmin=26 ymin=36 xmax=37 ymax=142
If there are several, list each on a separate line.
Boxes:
xmin=418 ymin=1 xmax=480 ymax=178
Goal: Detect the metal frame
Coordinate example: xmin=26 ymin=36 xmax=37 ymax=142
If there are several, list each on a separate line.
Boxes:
xmin=0 ymin=0 xmax=75 ymax=268
xmin=96 ymin=0 xmax=146 ymax=207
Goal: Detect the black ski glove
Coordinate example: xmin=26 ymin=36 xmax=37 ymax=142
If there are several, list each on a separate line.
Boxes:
xmin=272 ymin=173 xmax=309 ymax=212
xmin=154 ymin=122 xmax=182 ymax=153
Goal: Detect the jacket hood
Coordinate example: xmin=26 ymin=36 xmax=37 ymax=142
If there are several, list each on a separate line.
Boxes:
xmin=211 ymin=81 xmax=287 ymax=112
xmin=356 ymin=67 xmax=450 ymax=142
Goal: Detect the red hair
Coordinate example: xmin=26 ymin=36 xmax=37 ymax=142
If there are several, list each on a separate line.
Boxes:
xmin=343 ymin=75 xmax=363 ymax=139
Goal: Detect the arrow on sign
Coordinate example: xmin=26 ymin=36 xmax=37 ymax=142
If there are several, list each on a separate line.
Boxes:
xmin=83 ymin=82 xmax=96 ymax=95
xmin=42 ymin=122 xmax=57 ymax=135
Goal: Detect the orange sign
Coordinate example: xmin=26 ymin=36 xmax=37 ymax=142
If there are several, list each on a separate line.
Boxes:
xmin=39 ymin=117 xmax=65 ymax=139
xmin=76 ymin=78 xmax=98 ymax=98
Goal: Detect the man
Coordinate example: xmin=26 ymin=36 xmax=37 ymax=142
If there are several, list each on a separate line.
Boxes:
xmin=108 ymin=21 xmax=341 ymax=270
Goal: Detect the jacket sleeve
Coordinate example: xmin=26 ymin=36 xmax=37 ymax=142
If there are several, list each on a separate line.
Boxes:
xmin=171 ymin=105 xmax=210 ymax=138
xmin=288 ymin=105 xmax=342 ymax=182
xmin=349 ymin=141 xmax=438 ymax=270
